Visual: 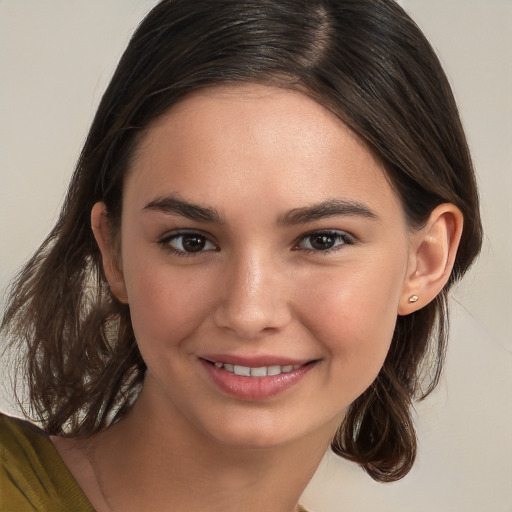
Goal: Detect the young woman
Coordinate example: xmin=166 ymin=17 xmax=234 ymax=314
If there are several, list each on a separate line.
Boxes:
xmin=0 ymin=1 xmax=482 ymax=511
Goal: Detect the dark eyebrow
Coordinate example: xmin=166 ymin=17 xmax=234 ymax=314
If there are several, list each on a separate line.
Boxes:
xmin=278 ymin=199 xmax=378 ymax=225
xmin=143 ymin=194 xmax=224 ymax=224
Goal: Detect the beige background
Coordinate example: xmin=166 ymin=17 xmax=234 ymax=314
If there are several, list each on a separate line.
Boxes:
xmin=1 ymin=1 xmax=511 ymax=511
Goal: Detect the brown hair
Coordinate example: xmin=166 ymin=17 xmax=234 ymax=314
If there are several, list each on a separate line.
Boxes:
xmin=1 ymin=0 xmax=482 ymax=482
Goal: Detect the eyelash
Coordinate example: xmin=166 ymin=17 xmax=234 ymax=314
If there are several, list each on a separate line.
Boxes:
xmin=159 ymin=230 xmax=217 ymax=257
xmin=293 ymin=230 xmax=355 ymax=254
xmin=158 ymin=229 xmax=355 ymax=257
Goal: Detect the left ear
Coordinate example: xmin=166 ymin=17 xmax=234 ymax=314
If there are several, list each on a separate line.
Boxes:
xmin=398 ymin=203 xmax=464 ymax=315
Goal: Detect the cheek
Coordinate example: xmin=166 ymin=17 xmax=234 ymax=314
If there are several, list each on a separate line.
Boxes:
xmin=122 ymin=257 xmax=216 ymax=348
xmin=298 ymin=261 xmax=404 ymax=383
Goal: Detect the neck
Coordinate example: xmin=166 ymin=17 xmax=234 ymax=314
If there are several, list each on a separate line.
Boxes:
xmin=85 ymin=382 xmax=337 ymax=512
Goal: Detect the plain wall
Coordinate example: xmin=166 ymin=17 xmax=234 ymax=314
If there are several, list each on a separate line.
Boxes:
xmin=1 ymin=1 xmax=510 ymax=511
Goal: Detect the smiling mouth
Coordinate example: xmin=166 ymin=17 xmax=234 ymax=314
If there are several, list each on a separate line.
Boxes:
xmin=209 ymin=361 xmax=303 ymax=377
xmin=202 ymin=357 xmax=318 ymax=378
xmin=200 ymin=357 xmax=317 ymax=400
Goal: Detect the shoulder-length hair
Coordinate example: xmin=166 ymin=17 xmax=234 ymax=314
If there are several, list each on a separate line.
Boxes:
xmin=2 ymin=0 xmax=482 ymax=482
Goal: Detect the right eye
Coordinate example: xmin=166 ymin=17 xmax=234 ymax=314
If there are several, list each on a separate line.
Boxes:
xmin=160 ymin=232 xmax=217 ymax=256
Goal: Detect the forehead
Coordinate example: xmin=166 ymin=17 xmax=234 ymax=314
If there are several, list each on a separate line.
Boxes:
xmin=125 ymin=84 xmax=402 ymax=219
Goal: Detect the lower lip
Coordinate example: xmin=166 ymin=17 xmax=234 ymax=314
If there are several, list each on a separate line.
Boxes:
xmin=200 ymin=360 xmax=315 ymax=401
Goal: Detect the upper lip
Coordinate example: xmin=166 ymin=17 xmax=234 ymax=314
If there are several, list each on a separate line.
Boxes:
xmin=200 ymin=354 xmax=316 ymax=367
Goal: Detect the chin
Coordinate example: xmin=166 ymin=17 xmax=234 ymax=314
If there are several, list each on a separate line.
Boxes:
xmin=196 ymin=408 xmax=341 ymax=453
xmin=210 ymin=422 xmax=292 ymax=451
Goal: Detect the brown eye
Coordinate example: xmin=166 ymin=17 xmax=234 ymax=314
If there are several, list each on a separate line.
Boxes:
xmin=309 ymin=233 xmax=337 ymax=250
xmin=180 ymin=234 xmax=207 ymax=252
xmin=163 ymin=232 xmax=216 ymax=254
xmin=297 ymin=231 xmax=352 ymax=252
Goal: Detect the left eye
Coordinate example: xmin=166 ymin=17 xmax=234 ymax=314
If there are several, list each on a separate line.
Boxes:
xmin=163 ymin=233 xmax=217 ymax=254
xmin=296 ymin=231 xmax=352 ymax=252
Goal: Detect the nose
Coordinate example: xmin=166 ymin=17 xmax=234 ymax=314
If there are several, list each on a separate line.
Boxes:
xmin=213 ymin=252 xmax=292 ymax=340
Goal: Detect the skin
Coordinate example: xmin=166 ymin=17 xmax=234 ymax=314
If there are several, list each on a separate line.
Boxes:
xmin=53 ymin=84 xmax=463 ymax=512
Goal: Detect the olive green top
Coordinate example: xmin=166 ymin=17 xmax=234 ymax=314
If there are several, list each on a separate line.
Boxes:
xmin=0 ymin=413 xmax=95 ymax=511
xmin=0 ymin=413 xmax=312 ymax=512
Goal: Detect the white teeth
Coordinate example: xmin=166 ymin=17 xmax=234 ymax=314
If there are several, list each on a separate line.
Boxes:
xmin=234 ymin=365 xmax=251 ymax=376
xmin=250 ymin=367 xmax=268 ymax=377
xmin=213 ymin=362 xmax=302 ymax=377
xmin=267 ymin=365 xmax=282 ymax=376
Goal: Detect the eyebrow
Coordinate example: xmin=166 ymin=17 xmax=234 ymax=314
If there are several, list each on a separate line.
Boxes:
xmin=143 ymin=195 xmax=377 ymax=225
xmin=143 ymin=194 xmax=224 ymax=224
xmin=278 ymin=199 xmax=378 ymax=225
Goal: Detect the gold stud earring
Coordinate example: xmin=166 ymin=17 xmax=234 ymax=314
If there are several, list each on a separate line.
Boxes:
xmin=408 ymin=295 xmax=419 ymax=303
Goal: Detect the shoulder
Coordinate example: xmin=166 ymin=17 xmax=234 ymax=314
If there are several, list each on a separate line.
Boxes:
xmin=0 ymin=413 xmax=95 ymax=511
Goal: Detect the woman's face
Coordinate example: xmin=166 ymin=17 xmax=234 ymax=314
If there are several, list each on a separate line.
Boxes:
xmin=111 ymin=84 xmax=415 ymax=449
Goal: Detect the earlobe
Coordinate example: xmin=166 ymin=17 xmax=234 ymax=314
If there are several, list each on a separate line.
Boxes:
xmin=91 ymin=202 xmax=129 ymax=304
xmin=398 ymin=203 xmax=463 ymax=315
